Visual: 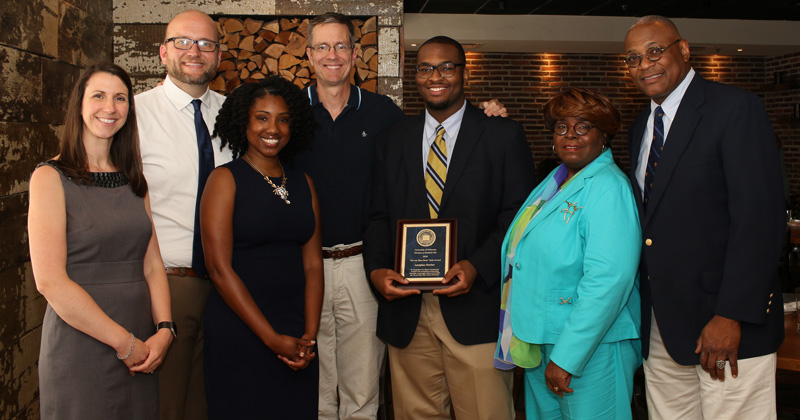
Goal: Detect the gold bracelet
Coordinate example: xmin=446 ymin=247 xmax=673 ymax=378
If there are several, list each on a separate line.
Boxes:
xmin=116 ymin=332 xmax=136 ymax=360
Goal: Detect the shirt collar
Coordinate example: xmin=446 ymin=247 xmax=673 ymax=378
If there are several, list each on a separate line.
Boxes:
xmin=424 ymin=100 xmax=467 ymax=141
xmin=307 ymin=83 xmax=362 ymax=111
xmin=651 ymin=67 xmax=695 ymax=120
xmin=163 ymin=75 xmax=214 ymax=111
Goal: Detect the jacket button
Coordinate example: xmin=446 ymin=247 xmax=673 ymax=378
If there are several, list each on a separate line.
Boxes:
xmin=514 ymin=263 xmax=520 ymax=270
xmin=766 ymin=308 xmax=771 ymax=314
xmin=768 ymin=300 xmax=772 ymax=305
xmin=645 ymin=239 xmax=653 ymax=246
xmin=770 ymin=293 xmax=774 ymax=298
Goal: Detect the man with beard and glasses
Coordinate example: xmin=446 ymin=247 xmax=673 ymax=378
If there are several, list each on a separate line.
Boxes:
xmin=363 ymin=36 xmax=535 ymax=420
xmin=135 ymin=9 xmax=231 ymax=420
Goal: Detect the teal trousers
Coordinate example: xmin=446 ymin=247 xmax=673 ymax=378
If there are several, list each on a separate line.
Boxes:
xmin=524 ymin=340 xmax=641 ymax=420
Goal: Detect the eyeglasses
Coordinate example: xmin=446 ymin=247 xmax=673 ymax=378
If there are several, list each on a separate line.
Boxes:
xmin=165 ymin=37 xmax=219 ymax=52
xmin=623 ymin=39 xmax=682 ymax=68
xmin=416 ymin=63 xmax=465 ymax=79
xmin=308 ymin=43 xmax=353 ymax=53
xmin=554 ymin=122 xmax=596 ymax=136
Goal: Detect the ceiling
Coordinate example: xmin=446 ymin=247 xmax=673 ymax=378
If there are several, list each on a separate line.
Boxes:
xmin=404 ymin=0 xmax=800 ymax=21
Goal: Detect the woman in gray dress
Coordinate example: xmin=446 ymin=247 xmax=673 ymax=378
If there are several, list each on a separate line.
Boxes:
xmin=28 ymin=63 xmax=173 ymax=419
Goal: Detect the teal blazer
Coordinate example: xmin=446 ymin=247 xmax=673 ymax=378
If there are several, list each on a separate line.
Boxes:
xmin=504 ymin=149 xmax=641 ymax=376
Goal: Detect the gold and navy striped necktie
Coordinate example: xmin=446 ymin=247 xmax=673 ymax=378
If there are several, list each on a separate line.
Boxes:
xmin=425 ymin=125 xmax=447 ymax=218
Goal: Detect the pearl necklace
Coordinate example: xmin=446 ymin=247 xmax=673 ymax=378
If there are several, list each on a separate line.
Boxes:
xmin=243 ymin=155 xmax=290 ymax=205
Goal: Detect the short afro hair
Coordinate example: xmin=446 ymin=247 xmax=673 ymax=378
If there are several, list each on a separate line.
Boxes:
xmin=213 ymin=75 xmax=315 ymax=161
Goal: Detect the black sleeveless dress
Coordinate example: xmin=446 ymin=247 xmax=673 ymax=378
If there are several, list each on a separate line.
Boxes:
xmin=204 ymin=158 xmax=318 ymax=419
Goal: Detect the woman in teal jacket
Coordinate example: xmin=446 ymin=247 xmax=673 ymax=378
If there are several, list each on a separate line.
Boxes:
xmin=494 ymin=88 xmax=642 ymax=419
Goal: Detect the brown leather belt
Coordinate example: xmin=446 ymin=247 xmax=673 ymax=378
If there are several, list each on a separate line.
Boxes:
xmin=165 ymin=267 xmax=204 ymax=278
xmin=322 ymin=245 xmax=363 ymax=260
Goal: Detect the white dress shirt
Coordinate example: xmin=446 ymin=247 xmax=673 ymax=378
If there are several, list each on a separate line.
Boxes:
xmin=135 ymin=75 xmax=232 ymax=268
xmin=421 ymin=100 xmax=467 ymax=174
xmin=635 ymin=68 xmax=695 ymax=196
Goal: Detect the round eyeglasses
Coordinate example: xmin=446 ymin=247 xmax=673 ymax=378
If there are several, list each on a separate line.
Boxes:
xmin=416 ymin=63 xmax=465 ymax=79
xmin=554 ymin=122 xmax=596 ymax=136
xmin=624 ymin=39 xmax=681 ymax=68
xmin=165 ymin=37 xmax=219 ymax=52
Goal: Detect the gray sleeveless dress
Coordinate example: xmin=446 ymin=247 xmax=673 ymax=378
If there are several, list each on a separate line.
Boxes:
xmin=38 ymin=162 xmax=158 ymax=420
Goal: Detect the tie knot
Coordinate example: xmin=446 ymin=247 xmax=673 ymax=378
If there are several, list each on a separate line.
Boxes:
xmin=435 ymin=125 xmax=446 ymax=141
xmin=192 ymin=99 xmax=203 ymax=112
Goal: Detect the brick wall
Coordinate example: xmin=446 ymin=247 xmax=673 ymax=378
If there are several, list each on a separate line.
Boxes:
xmin=765 ymin=53 xmax=800 ymax=202
xmin=403 ymin=51 xmax=800 ymax=198
xmin=0 ymin=1 xmax=113 ymax=419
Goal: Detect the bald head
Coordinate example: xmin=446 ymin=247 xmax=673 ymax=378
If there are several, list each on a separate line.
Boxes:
xmin=628 ymin=15 xmax=681 ymax=36
xmin=624 ymin=15 xmax=691 ymax=103
xmin=165 ymin=10 xmax=217 ymax=42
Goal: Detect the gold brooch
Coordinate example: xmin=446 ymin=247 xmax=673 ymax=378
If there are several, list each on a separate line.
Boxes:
xmin=560 ymin=201 xmax=583 ymax=223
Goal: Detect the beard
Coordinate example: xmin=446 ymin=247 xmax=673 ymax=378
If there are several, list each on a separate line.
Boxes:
xmin=425 ymin=97 xmax=453 ymax=110
xmin=166 ymin=59 xmax=218 ymax=86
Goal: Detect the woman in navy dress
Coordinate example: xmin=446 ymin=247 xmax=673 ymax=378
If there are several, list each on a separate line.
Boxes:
xmin=201 ymin=76 xmax=323 ymax=419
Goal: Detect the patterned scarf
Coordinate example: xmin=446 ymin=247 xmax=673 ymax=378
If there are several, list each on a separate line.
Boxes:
xmin=494 ymin=164 xmax=579 ymax=369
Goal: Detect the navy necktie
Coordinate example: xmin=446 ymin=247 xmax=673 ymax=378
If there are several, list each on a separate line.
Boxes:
xmin=644 ymin=106 xmax=664 ymax=209
xmin=191 ymin=99 xmax=214 ymax=277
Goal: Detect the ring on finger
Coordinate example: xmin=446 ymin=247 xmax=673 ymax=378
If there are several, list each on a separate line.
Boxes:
xmin=553 ymin=386 xmax=559 ymax=392
xmin=716 ymin=359 xmax=726 ymax=370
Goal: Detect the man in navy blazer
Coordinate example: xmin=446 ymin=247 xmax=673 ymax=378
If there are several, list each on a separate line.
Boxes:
xmin=363 ymin=36 xmax=535 ymax=420
xmin=625 ymin=16 xmax=785 ymax=419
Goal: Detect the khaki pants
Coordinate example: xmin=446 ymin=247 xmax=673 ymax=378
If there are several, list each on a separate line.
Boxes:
xmin=388 ymin=293 xmax=514 ymax=420
xmin=644 ymin=310 xmax=777 ymax=420
xmin=317 ymin=250 xmax=385 ymax=420
xmin=159 ymin=274 xmax=211 ymax=420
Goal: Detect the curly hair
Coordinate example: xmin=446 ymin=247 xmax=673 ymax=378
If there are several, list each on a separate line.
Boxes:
xmin=543 ymin=87 xmax=621 ymax=145
xmin=213 ymin=75 xmax=315 ymax=161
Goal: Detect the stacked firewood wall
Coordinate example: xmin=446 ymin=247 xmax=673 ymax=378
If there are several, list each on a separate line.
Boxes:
xmin=211 ymin=16 xmax=379 ymax=94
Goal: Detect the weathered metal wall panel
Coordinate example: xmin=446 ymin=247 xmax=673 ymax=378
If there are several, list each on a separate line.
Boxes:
xmin=1 ymin=0 xmax=113 ymax=418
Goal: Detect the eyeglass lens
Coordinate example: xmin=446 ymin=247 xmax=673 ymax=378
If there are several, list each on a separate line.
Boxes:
xmin=555 ymin=123 xmax=592 ymax=136
xmin=417 ymin=63 xmax=459 ymax=79
xmin=624 ymin=39 xmax=680 ymax=67
xmin=311 ymin=43 xmax=351 ymax=53
xmin=170 ymin=37 xmax=217 ymax=52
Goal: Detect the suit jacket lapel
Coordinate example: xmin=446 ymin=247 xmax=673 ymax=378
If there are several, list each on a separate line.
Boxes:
xmin=522 ymin=177 xmax=586 ymax=236
xmin=644 ymin=76 xmax=706 ymax=226
xmin=403 ymin=114 xmax=429 ymax=215
xmin=629 ymin=111 xmax=648 ymax=224
xmin=440 ymin=104 xmax=483 ymax=210
xmin=518 ymin=151 xmax=613 ymax=240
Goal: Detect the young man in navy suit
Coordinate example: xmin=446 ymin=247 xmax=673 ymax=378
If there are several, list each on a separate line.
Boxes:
xmin=363 ymin=36 xmax=535 ymax=420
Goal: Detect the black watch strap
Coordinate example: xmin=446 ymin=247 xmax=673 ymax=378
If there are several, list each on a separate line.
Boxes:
xmin=156 ymin=321 xmax=178 ymax=338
